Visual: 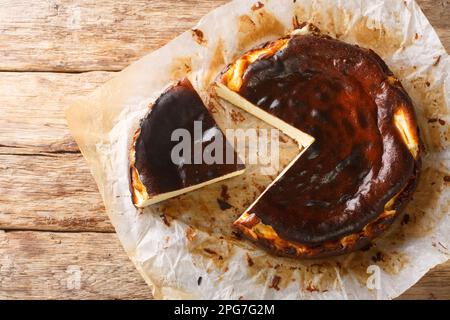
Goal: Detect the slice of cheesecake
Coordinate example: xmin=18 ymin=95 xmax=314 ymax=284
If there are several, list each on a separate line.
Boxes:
xmin=215 ymin=25 xmax=421 ymax=258
xmin=130 ymin=78 xmax=245 ymax=207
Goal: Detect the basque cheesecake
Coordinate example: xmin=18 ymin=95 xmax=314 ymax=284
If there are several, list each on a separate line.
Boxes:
xmin=130 ymin=24 xmax=422 ymax=259
xmin=215 ymin=24 xmax=422 ymax=258
xmin=130 ymin=78 xmax=245 ymax=207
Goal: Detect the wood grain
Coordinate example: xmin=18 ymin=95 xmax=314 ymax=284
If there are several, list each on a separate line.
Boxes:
xmin=0 ymin=230 xmax=152 ymax=299
xmin=0 ymin=0 xmax=228 ymax=72
xmin=400 ymin=260 xmax=450 ymax=300
xmin=419 ymin=0 xmax=450 ymax=49
xmin=0 ymin=0 xmax=448 ymax=300
xmin=0 ymin=153 xmax=113 ymax=232
xmin=0 ymin=0 xmax=446 ymax=73
xmin=0 ymin=72 xmax=114 ymax=232
xmin=0 ymin=71 xmax=113 ymax=151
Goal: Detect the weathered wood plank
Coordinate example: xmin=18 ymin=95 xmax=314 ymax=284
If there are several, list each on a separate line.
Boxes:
xmin=0 ymin=230 xmax=152 ymax=299
xmin=0 ymin=72 xmax=115 ymax=231
xmin=419 ymin=0 xmax=450 ymax=30
xmin=0 ymin=0 xmax=228 ymax=72
xmin=419 ymin=0 xmax=450 ymax=49
xmin=0 ymin=0 xmax=446 ymax=72
xmin=0 ymin=153 xmax=113 ymax=232
xmin=399 ymin=260 xmax=450 ymax=300
xmin=0 ymin=71 xmax=113 ymax=151
xmin=0 ymin=230 xmax=447 ymax=299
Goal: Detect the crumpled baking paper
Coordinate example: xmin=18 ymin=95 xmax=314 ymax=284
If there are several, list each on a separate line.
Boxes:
xmin=66 ymin=0 xmax=449 ymax=299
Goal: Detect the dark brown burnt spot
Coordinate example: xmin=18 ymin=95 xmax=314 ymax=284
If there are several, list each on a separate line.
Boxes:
xmin=372 ymin=251 xmax=385 ymax=263
xmin=444 ymin=176 xmax=450 ymax=183
xmin=246 ymin=253 xmax=255 ymax=267
xmin=217 ymin=198 xmax=233 ymax=211
xmin=269 ymin=275 xmax=281 ymax=291
xmin=401 ymin=213 xmax=410 ymax=225
xmin=433 ymin=55 xmax=441 ymax=67
xmin=191 ymin=28 xmax=207 ymax=45
xmin=186 ymin=227 xmax=197 ymax=242
xmin=230 ymin=109 xmax=246 ymax=123
xmin=255 ymin=184 xmax=266 ymax=193
xmin=439 ymin=119 xmax=446 ymax=126
xmin=232 ymin=230 xmax=243 ymax=240
xmin=251 ymin=1 xmax=264 ymax=11
xmin=360 ymin=242 xmax=373 ymax=252
xmin=204 ymin=248 xmax=218 ymax=255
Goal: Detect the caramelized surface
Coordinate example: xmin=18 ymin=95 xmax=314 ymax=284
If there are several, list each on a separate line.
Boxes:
xmin=231 ymin=34 xmax=420 ymax=245
xmin=134 ymin=79 xmax=244 ymax=197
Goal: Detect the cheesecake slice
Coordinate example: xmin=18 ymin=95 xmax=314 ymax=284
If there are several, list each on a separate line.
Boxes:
xmin=215 ymin=25 xmax=422 ymax=258
xmin=130 ymin=78 xmax=245 ymax=207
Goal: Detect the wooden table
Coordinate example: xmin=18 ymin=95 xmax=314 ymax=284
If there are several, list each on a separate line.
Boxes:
xmin=0 ymin=0 xmax=448 ymax=300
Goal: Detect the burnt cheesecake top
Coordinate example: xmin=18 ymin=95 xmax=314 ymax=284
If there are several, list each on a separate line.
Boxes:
xmin=219 ymin=30 xmax=421 ymax=254
xmin=131 ymin=78 xmax=244 ymax=204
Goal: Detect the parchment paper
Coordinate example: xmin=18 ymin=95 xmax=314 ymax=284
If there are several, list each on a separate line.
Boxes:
xmin=66 ymin=0 xmax=449 ymax=299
